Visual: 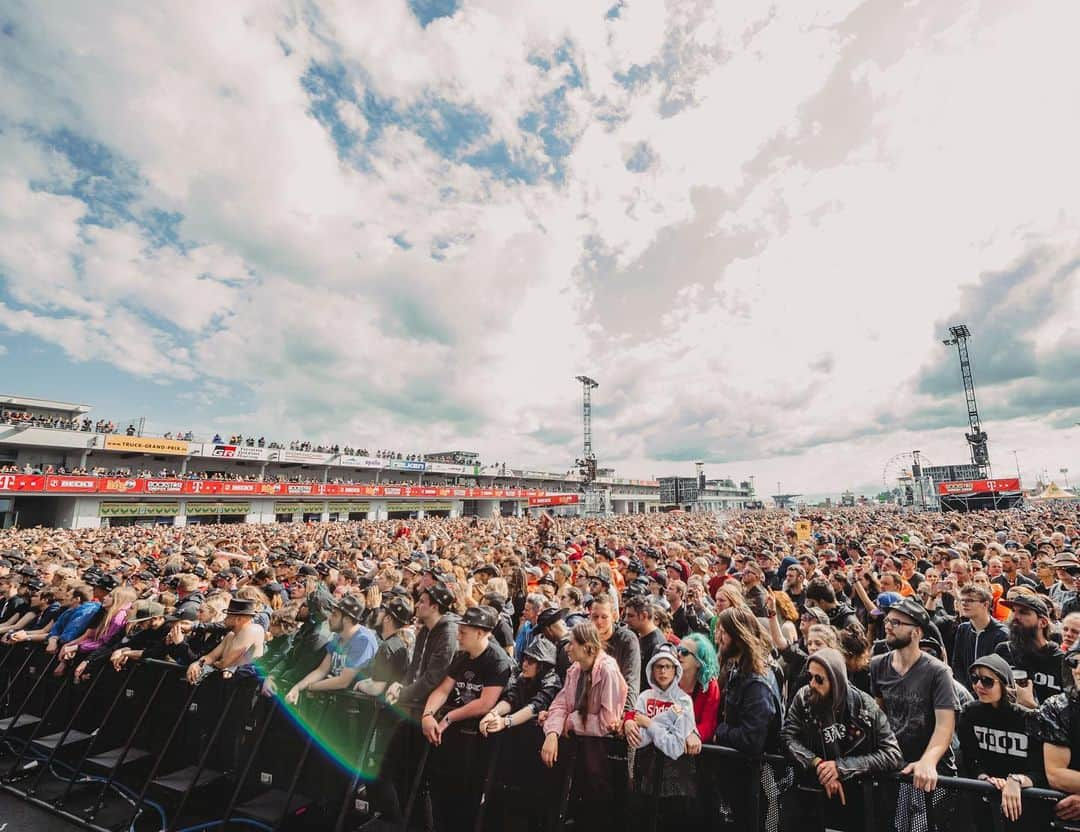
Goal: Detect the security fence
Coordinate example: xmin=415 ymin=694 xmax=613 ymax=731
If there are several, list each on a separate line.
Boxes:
xmin=0 ymin=644 xmax=1074 ymax=832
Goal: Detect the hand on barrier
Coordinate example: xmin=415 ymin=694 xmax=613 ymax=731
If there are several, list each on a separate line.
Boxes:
xmin=823 ymin=779 xmax=846 ymax=805
xmin=59 ymin=643 xmax=77 ymax=661
xmin=684 ymin=732 xmax=702 ymax=755
xmin=540 ymin=733 xmax=559 ymax=768
xmin=902 ymin=759 xmax=938 ymax=793
xmin=261 ymin=677 xmax=277 ymax=697
xmin=988 ymin=777 xmax=1023 ymax=822
xmin=478 ymin=711 xmax=501 ymax=737
xmin=111 ymin=649 xmax=128 ymax=671
xmin=1058 ymin=794 xmax=1080 ymax=821
xmin=422 ymin=713 xmax=448 ymax=746
xmin=815 ymin=760 xmax=839 ymax=787
xmin=186 ymin=660 xmax=205 ymax=685
xmin=384 ymin=681 xmax=401 ymax=705
xmin=285 ymin=685 xmax=302 ymax=705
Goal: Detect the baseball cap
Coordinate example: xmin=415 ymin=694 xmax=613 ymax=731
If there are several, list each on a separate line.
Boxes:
xmin=1000 ymin=595 xmax=1051 ymax=618
xmin=128 ymin=600 xmax=166 ymax=624
xmin=871 ymin=592 xmax=903 ymax=617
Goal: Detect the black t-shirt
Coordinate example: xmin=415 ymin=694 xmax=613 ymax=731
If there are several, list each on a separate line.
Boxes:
xmin=0 ymin=594 xmax=29 ymax=623
xmin=491 ymin=617 xmax=514 ymax=651
xmin=994 ymin=641 xmax=1066 ymax=704
xmin=358 ymin=632 xmax=409 ymax=684
xmin=638 ymin=629 xmax=667 ymax=692
xmin=958 ymin=700 xmax=1040 ymax=780
xmin=444 ymin=643 xmax=512 ymax=713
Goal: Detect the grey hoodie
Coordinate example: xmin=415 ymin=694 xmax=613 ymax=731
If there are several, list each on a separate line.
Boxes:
xmin=632 ymin=646 xmax=697 ymax=760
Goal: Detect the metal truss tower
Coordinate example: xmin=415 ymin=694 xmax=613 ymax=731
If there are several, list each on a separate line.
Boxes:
xmin=575 ymin=375 xmax=598 ymax=484
xmin=942 ymin=324 xmax=990 ymax=476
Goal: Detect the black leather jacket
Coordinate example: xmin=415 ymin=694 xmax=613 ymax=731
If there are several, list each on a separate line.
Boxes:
xmin=780 ymin=649 xmax=903 ymax=780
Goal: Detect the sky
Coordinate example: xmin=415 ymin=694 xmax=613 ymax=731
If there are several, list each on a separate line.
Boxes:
xmin=0 ymin=0 xmax=1078 ymax=499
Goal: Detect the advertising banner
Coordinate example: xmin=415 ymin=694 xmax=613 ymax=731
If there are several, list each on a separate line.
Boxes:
xmin=104 ymin=435 xmax=190 ymax=456
xmin=0 ymin=474 xmax=45 ymax=492
xmin=219 ymin=481 xmax=277 ymax=496
xmin=337 ymin=456 xmax=385 ymax=469
xmin=45 ymin=476 xmax=99 ymax=493
xmin=333 ymin=502 xmax=371 ymax=513
xmin=424 ymin=462 xmax=468 ymax=475
xmin=273 ymin=501 xmax=323 ymax=515
xmin=279 ymin=483 xmax=318 ymax=496
xmin=99 ymin=501 xmax=180 ymax=517
xmin=936 ymin=478 xmax=1022 ymax=496
xmin=185 ymin=501 xmax=251 ymax=516
xmin=386 ymin=502 xmax=454 ymax=512
xmin=528 ymin=494 xmax=581 ymax=507
xmin=199 ymin=444 xmax=269 ymax=461
xmin=388 ymin=460 xmax=426 ymax=472
xmin=270 ymin=450 xmax=332 ymax=465
xmin=100 ymin=478 xmax=143 ymax=493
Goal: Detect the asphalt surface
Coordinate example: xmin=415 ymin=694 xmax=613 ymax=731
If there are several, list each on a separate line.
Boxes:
xmin=0 ymin=790 xmax=82 ymax=831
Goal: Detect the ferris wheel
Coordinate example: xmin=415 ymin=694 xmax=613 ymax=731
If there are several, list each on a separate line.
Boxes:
xmin=882 ymin=452 xmax=935 ymax=489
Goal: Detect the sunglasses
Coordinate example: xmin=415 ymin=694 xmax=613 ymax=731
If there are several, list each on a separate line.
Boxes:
xmin=970 ymin=674 xmax=997 ymax=689
xmin=809 ymin=673 xmax=827 ymax=685
xmin=676 ymin=646 xmax=693 ymax=658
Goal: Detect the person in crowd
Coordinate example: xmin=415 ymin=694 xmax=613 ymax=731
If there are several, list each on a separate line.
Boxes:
xmin=284 ymin=594 xmax=376 ymax=701
xmin=951 ymin=585 xmax=1010 ymax=692
xmin=957 ymin=654 xmax=1042 ymax=827
xmin=534 ymin=606 xmax=573 ymax=681
xmin=625 ymin=594 xmax=667 ymax=692
xmin=1036 ymin=646 xmax=1080 ymax=825
xmin=589 ymin=591 xmax=641 ymax=710
xmin=185 ymin=597 xmax=265 ymax=683
xmin=59 ymin=585 xmax=137 ymax=676
xmin=805 ymin=578 xmax=860 ymax=631
xmin=870 ymin=597 xmax=959 ymax=832
xmin=994 ymin=594 xmax=1065 ymax=708
xmin=107 ymin=600 xmax=168 ymax=670
xmin=353 ymin=595 xmax=412 ymax=695
xmin=781 ymin=646 xmax=903 ymax=831
xmin=713 ymin=606 xmax=789 ymax=832
xmin=384 ymin=582 xmax=458 ymax=714
xmin=478 ymin=636 xmax=561 ymax=736
xmin=541 ymin=621 xmax=629 ymax=824
xmin=677 ymin=632 xmax=720 ymax=747
xmin=626 ymin=643 xmax=698 ymax=819
xmin=421 ymin=604 xmax=512 ymax=831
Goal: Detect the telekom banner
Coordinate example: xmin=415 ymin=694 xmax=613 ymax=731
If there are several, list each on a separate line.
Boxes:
xmin=936 ymin=478 xmax=1021 ymax=496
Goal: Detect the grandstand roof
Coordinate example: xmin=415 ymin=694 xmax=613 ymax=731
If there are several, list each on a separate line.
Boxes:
xmin=0 ymin=394 xmax=92 ymax=415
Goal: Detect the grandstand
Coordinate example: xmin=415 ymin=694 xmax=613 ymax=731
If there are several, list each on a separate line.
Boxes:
xmin=0 ymin=395 xmax=754 ymax=528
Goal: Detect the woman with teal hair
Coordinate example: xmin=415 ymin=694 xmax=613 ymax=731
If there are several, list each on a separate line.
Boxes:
xmin=677 ymin=632 xmax=721 ymax=747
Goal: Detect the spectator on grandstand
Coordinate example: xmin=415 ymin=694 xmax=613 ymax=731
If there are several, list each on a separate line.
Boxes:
xmin=995 ymin=594 xmax=1065 ymax=707
xmin=284 ymin=594 xmax=375 ymax=701
xmin=781 ymin=647 xmax=903 ymax=831
xmin=713 ymin=606 xmax=789 ymax=832
xmin=478 ymin=635 xmax=561 ymax=736
xmin=870 ymin=597 xmax=959 ymax=830
xmin=951 ymin=585 xmax=1009 ymax=691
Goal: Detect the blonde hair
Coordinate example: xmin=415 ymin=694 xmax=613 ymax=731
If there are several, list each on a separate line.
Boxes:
xmin=91 ymin=586 xmax=138 ymax=638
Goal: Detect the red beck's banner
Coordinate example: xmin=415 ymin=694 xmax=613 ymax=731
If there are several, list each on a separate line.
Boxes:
xmin=937 ymin=478 xmax=1021 ymax=496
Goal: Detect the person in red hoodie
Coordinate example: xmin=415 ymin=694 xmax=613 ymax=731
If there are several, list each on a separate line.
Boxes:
xmin=677 ymin=632 xmax=720 ymax=747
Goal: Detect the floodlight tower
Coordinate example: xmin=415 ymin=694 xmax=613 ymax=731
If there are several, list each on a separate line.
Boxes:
xmin=942 ymin=324 xmax=990 ymax=477
xmin=575 ymin=375 xmax=599 ymax=484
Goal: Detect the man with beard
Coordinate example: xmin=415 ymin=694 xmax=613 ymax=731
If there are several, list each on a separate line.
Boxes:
xmin=260 ymin=587 xmax=332 ymax=697
xmin=994 ymin=594 xmax=1064 ymax=707
xmin=869 ymin=597 xmax=958 ymax=832
xmin=781 ymin=647 xmax=903 ymax=831
xmin=284 ymin=594 xmax=376 ymax=701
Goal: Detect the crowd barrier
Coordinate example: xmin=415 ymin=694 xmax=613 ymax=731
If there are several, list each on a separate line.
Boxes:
xmin=0 ymin=642 xmax=1075 ymax=832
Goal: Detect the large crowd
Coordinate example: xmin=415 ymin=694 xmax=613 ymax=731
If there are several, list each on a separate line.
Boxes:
xmin=1 ymin=506 xmax=1079 ymax=831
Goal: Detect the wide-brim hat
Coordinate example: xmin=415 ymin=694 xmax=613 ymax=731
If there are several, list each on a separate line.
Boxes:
xmin=224 ymin=598 xmax=258 ymax=617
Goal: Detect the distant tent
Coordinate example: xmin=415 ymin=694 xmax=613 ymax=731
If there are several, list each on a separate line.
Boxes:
xmin=1032 ymin=482 xmax=1079 ymax=500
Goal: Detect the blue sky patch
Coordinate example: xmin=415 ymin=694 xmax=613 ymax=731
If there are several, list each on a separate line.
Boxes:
xmin=408 ymin=0 xmax=459 ymax=27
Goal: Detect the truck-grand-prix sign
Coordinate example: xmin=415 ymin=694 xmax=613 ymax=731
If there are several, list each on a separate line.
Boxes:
xmin=936 ymin=478 xmax=1022 ymax=496
xmin=0 ymin=475 xmax=546 ymax=500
